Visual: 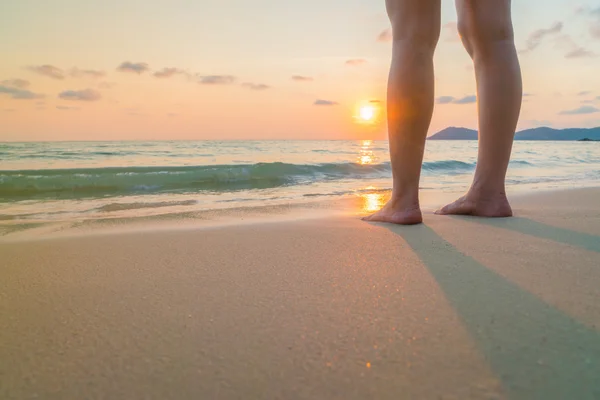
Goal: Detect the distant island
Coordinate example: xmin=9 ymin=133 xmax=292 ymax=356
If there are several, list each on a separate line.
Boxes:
xmin=429 ymin=126 xmax=600 ymax=141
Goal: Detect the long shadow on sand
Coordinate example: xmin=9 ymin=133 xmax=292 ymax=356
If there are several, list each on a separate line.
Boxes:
xmin=460 ymin=217 xmax=600 ymax=253
xmin=384 ymin=223 xmax=600 ymax=400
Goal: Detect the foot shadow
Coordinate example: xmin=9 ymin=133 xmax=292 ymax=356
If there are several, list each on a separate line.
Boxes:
xmin=383 ymin=223 xmax=600 ymax=400
xmin=459 ymin=217 xmax=600 ymax=253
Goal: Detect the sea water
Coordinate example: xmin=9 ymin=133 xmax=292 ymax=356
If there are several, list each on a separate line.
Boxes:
xmin=1 ymin=140 xmax=599 ymax=224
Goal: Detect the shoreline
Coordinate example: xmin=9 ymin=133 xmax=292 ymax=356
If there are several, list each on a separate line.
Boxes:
xmin=1 ymin=185 xmax=598 ymax=243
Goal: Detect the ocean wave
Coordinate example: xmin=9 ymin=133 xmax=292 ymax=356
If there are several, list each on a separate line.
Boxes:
xmin=97 ymin=199 xmax=198 ymax=212
xmin=0 ymin=160 xmax=477 ymax=201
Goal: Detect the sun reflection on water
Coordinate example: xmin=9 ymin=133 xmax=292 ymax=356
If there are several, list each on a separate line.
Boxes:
xmin=358 ymin=140 xmax=376 ymax=165
xmin=360 ymin=186 xmax=386 ymax=213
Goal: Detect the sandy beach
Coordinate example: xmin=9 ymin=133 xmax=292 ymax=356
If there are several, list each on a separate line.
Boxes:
xmin=1 ymin=187 xmax=600 ymax=399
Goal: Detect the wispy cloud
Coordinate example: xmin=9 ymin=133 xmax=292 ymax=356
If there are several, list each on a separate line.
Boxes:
xmin=559 ymin=105 xmax=599 ymax=115
xmin=26 ymin=64 xmax=66 ymax=80
xmin=0 ymin=85 xmax=44 ymax=100
xmin=241 ymin=83 xmax=270 ymax=91
xmin=377 ymin=29 xmax=392 ymax=43
xmin=153 ymin=67 xmax=189 ymax=78
xmin=314 ymin=99 xmax=338 ymax=106
xmin=520 ymin=22 xmax=563 ymax=53
xmin=1 ymin=79 xmax=30 ymax=89
xmin=345 ymin=59 xmax=367 ymax=66
xmin=578 ymin=91 xmax=592 ymax=96
xmin=555 ymin=35 xmax=596 ymax=58
xmin=117 ymin=61 xmax=150 ymax=74
xmin=565 ymin=47 xmax=596 ymax=58
xmin=58 ymin=88 xmax=101 ymax=101
xmin=70 ymin=68 xmax=106 ymax=78
xmin=25 ymin=65 xmax=106 ymax=80
xmin=454 ymin=95 xmax=477 ymax=104
xmin=98 ymin=82 xmax=116 ymax=89
xmin=56 ymin=105 xmax=79 ymax=111
xmin=578 ymin=6 xmax=600 ymax=39
xmin=436 ymin=95 xmax=476 ymax=105
xmin=436 ymin=96 xmax=456 ymax=104
xmin=593 ymin=22 xmax=600 ymax=39
xmin=197 ymin=75 xmax=236 ymax=85
xmin=291 ymin=75 xmax=313 ymax=82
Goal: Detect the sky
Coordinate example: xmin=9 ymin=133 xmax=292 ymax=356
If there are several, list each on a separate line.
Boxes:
xmin=0 ymin=0 xmax=599 ymax=141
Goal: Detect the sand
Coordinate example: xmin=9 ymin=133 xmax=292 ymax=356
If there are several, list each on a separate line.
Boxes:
xmin=1 ymin=188 xmax=600 ymax=399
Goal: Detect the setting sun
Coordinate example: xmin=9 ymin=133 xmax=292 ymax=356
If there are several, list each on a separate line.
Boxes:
xmin=359 ymin=105 xmax=376 ymax=121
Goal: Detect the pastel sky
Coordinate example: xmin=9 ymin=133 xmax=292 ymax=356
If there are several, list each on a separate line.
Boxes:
xmin=1 ymin=0 xmax=599 ymax=141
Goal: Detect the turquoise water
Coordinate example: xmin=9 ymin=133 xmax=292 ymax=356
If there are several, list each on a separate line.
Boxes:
xmin=1 ymin=140 xmax=599 ymax=223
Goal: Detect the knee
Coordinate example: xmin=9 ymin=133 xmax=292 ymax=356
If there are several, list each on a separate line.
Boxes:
xmin=387 ymin=0 xmax=441 ymax=51
xmin=457 ymin=3 xmax=514 ymax=58
xmin=390 ymin=21 xmax=441 ymax=51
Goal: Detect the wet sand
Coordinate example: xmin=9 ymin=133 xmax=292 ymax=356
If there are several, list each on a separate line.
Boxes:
xmin=1 ymin=188 xmax=600 ymax=399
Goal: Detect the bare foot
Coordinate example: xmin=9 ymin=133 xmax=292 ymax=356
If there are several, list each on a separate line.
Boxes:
xmin=363 ymin=201 xmax=423 ymax=225
xmin=435 ymin=192 xmax=513 ymax=217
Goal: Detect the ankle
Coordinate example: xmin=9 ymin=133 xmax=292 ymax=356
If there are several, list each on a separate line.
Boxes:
xmin=469 ymin=179 xmax=507 ymax=199
xmin=389 ymin=191 xmax=420 ymax=210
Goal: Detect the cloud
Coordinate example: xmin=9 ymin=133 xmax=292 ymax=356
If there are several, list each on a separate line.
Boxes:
xmin=56 ymin=105 xmax=79 ymax=111
xmin=592 ymin=22 xmax=600 ymax=39
xmin=345 ymin=59 xmax=367 ymax=66
xmin=454 ymin=95 xmax=477 ymax=104
xmin=291 ymin=75 xmax=313 ymax=82
xmin=555 ymin=35 xmax=596 ymax=58
xmin=559 ymin=106 xmax=599 ymax=115
xmin=377 ymin=29 xmax=392 ymax=43
xmin=314 ymin=99 xmax=338 ymax=106
xmin=436 ymin=96 xmax=455 ymax=104
xmin=523 ymin=93 xmax=534 ymax=97
xmin=241 ymin=83 xmax=270 ymax=91
xmin=521 ymin=22 xmax=563 ymax=53
xmin=117 ymin=61 xmax=150 ymax=74
xmin=443 ymin=22 xmax=460 ymax=42
xmin=167 ymin=112 xmax=178 ymax=117
xmin=565 ymin=47 xmax=596 ymax=58
xmin=3 ymin=108 xmax=16 ymax=112
xmin=437 ymin=95 xmax=476 ymax=105
xmin=578 ymin=6 xmax=600 ymax=39
xmin=1 ymin=79 xmax=30 ymax=89
xmin=578 ymin=91 xmax=592 ymax=96
xmin=0 ymin=85 xmax=44 ymax=100
xmin=98 ymin=82 xmax=116 ymax=89
xmin=153 ymin=67 xmax=189 ymax=78
xmin=197 ymin=75 xmax=236 ymax=85
xmin=70 ymin=68 xmax=106 ymax=78
xmin=26 ymin=64 xmax=66 ymax=79
xmin=58 ymin=88 xmax=101 ymax=101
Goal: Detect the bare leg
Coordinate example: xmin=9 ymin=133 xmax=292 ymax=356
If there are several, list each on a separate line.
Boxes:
xmin=364 ymin=0 xmax=441 ymax=225
xmin=436 ymin=0 xmax=522 ymax=217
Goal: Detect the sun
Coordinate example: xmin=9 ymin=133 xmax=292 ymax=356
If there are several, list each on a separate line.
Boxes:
xmin=359 ymin=105 xmax=376 ymax=122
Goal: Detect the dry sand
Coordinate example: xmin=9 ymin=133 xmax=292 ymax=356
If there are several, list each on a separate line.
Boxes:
xmin=1 ymin=188 xmax=600 ymax=399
